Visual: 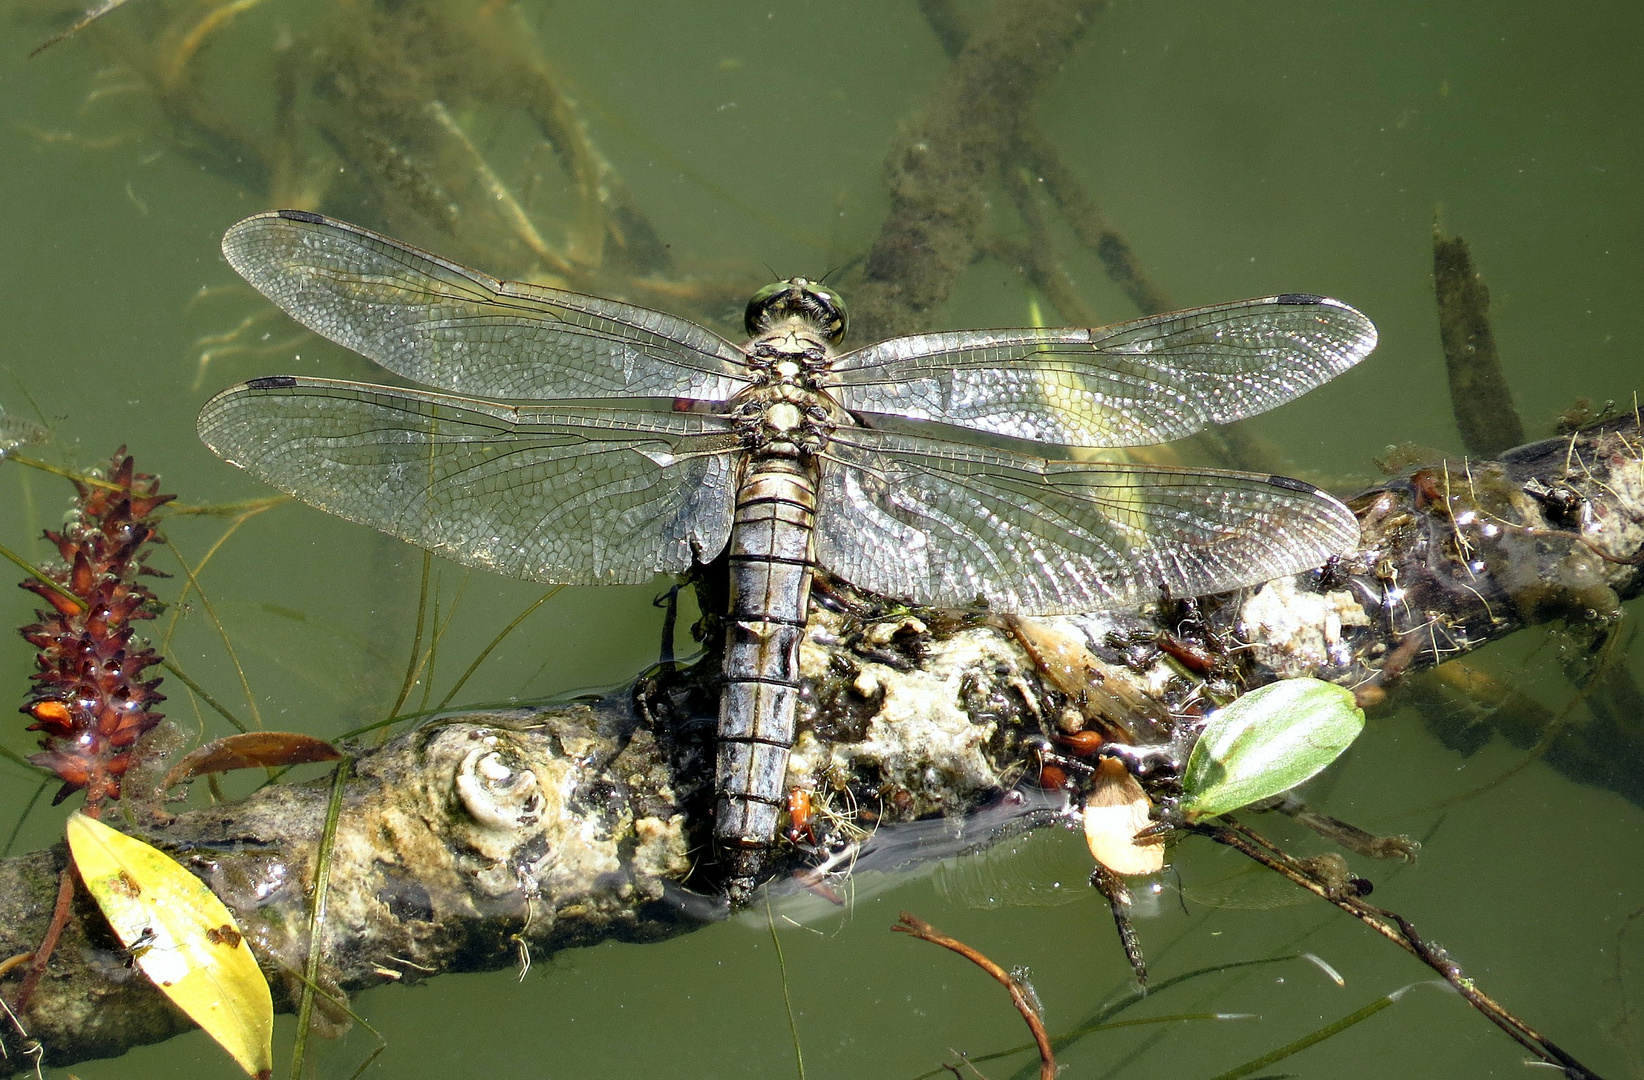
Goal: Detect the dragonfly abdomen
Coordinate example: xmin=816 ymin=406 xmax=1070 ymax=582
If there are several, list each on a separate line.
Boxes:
xmin=716 ymin=456 xmax=818 ymax=892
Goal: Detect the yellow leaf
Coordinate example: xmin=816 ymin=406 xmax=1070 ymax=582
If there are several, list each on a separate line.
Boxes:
xmin=67 ymin=813 xmax=273 ymax=1079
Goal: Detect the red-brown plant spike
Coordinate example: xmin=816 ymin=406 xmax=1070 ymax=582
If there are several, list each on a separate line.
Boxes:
xmin=20 ymin=448 xmax=173 ymax=810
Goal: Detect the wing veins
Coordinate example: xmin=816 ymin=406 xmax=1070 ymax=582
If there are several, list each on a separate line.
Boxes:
xmin=818 ymin=426 xmax=1355 ymax=613
xmin=224 ymin=212 xmax=749 ymax=400
xmin=827 ymin=296 xmax=1377 ymax=448
xmin=199 ymin=375 xmax=740 ymax=583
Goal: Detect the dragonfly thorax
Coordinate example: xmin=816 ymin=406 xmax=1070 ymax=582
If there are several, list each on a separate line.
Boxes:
xmin=766 ymin=401 xmax=805 ymax=434
xmin=730 ymin=384 xmax=835 ymax=457
xmin=746 ymin=322 xmax=838 ymax=390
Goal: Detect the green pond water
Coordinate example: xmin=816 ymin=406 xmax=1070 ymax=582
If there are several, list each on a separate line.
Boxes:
xmin=1 ymin=1 xmax=1641 ymax=1077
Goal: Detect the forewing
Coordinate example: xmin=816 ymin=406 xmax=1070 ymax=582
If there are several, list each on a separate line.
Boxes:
xmin=222 ymin=211 xmax=751 ymax=401
xmin=830 ymin=295 xmax=1376 ymax=448
xmin=815 ymin=427 xmax=1358 ymax=614
xmin=198 ymin=377 xmax=740 ymax=584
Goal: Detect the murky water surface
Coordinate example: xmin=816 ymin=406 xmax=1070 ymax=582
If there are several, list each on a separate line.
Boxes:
xmin=1 ymin=2 xmax=1640 ymax=1077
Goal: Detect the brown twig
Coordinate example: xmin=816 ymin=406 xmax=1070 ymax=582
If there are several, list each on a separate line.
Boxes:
xmin=9 ymin=867 xmax=75 ymax=1012
xmin=1190 ymin=818 xmax=1607 ymax=1079
xmin=893 ymin=912 xmax=1056 ymax=1080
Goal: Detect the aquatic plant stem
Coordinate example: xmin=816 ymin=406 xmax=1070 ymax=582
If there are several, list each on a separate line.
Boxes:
xmin=160 ymin=659 xmax=249 ymax=733
xmin=1203 ymin=985 xmax=1411 ymax=1080
xmin=0 ymin=543 xmax=80 ymax=611
xmin=0 ymin=780 xmax=49 ymax=859
xmin=437 ymin=586 xmax=562 ymax=710
xmin=291 ymin=756 xmax=351 ymax=1080
xmin=766 ymin=901 xmax=806 ymax=1080
xmin=1192 ymin=818 xmax=1606 ymax=1079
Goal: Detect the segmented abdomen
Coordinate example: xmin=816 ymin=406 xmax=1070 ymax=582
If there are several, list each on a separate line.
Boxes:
xmin=716 ymin=457 xmax=817 ymax=853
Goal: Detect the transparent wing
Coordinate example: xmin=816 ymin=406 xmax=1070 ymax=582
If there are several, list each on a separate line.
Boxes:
xmin=829 ymin=295 xmax=1376 ymax=448
xmin=815 ymin=426 xmax=1358 ymax=615
xmin=222 ymin=211 xmax=752 ymax=401
xmin=198 ymin=376 xmax=741 ymax=584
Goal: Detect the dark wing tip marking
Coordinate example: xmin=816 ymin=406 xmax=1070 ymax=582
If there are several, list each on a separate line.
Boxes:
xmin=1265 ymin=473 xmax=1321 ymax=495
xmin=245 ymin=375 xmax=299 ymax=390
xmin=1272 ymin=292 xmax=1327 ymax=306
xmin=275 ymin=208 xmax=327 ymax=225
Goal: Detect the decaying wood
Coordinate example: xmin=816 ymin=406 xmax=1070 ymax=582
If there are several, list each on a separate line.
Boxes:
xmin=0 ymin=699 xmax=710 ymax=1072
xmin=1 ymin=411 xmax=1640 ymax=1073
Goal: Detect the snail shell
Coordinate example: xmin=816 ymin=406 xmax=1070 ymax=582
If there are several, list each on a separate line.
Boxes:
xmin=456 ymin=736 xmax=544 ymax=832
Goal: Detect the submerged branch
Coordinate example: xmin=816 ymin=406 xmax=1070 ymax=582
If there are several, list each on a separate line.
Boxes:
xmin=1194 ymin=819 xmax=1601 ymax=1078
xmin=1434 ymin=229 xmax=1525 ymax=457
xmin=854 ymin=0 xmax=1108 ymax=340
xmin=0 ymin=414 xmax=1639 ymax=1072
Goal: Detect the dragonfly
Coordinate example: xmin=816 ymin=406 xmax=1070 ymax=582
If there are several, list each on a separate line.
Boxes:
xmin=198 ymin=210 xmax=1378 ymax=901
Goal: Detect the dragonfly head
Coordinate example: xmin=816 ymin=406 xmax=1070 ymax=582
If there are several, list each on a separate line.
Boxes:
xmin=745 ymin=278 xmax=848 ymax=344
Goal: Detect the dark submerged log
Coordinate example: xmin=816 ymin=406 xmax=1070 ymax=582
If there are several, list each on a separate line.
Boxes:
xmin=1434 ymin=230 xmax=1526 ymax=457
xmin=1251 ymin=413 xmax=1644 ymax=681
xmin=852 ymin=0 xmax=1110 ymax=340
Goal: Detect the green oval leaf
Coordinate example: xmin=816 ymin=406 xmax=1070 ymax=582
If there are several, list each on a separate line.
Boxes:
xmin=1179 ymin=678 xmax=1364 ymax=820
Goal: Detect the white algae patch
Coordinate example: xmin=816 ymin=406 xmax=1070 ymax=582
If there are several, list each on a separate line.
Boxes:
xmin=809 ymin=626 xmax=1014 ymax=815
xmin=1240 ymin=578 xmax=1370 ymax=676
xmin=1596 ymin=435 xmax=1644 ymax=584
xmin=631 ymin=814 xmax=689 ymax=881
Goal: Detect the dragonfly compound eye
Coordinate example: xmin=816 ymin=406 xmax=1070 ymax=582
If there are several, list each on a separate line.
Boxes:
xmin=744 ymin=278 xmax=849 ymax=343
